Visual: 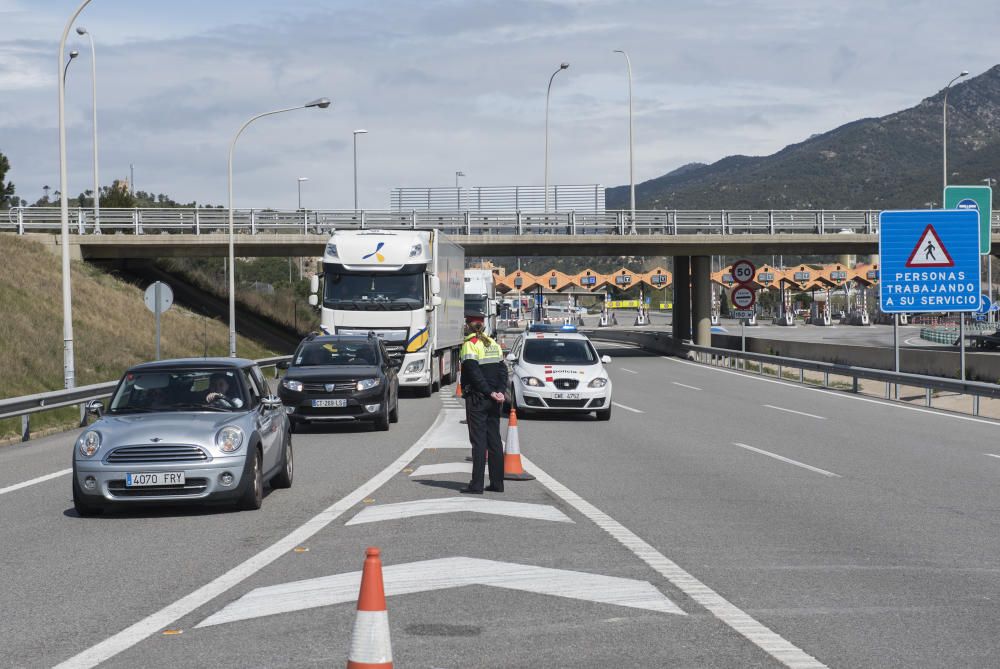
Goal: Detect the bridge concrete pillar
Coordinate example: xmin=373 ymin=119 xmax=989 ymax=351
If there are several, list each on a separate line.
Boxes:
xmin=672 ymin=256 xmax=690 ymax=343
xmin=691 ymin=255 xmax=712 ymax=347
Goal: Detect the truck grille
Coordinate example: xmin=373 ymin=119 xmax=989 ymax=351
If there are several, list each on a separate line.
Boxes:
xmin=553 ymin=379 xmax=579 ymax=390
xmin=303 ymin=381 xmax=356 ymax=393
xmin=107 ymin=478 xmax=209 ymax=497
xmin=106 ymin=444 xmax=209 ymax=464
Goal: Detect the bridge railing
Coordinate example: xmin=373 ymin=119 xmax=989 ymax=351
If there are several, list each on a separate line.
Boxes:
xmin=5 ymin=207 xmax=1000 ymax=237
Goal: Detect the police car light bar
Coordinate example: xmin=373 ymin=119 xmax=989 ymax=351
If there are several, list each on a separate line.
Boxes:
xmin=527 ymin=323 xmax=578 ymax=333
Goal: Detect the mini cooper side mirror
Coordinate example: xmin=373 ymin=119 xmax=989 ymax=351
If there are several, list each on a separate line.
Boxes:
xmin=86 ymin=399 xmax=104 ymax=417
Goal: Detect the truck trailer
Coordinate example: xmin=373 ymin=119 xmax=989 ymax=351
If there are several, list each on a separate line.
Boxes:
xmin=463 ymin=269 xmax=498 ymax=336
xmin=308 ymin=229 xmax=465 ymax=396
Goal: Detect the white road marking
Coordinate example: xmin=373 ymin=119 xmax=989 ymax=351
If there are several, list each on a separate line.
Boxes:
xmin=612 ymin=401 xmax=644 ymax=413
xmin=733 ymin=443 xmax=841 ymax=478
xmin=409 ymin=462 xmax=472 ymax=477
xmin=52 ymin=411 xmax=457 ymax=669
xmin=0 ymin=469 xmax=72 ymax=496
xmin=664 ymin=356 xmax=1000 ymax=428
xmin=520 ymin=455 xmax=828 ymax=669
xmin=763 ymin=404 xmax=827 ymax=420
xmin=985 ymin=453 xmax=1000 ymax=459
xmin=672 ymin=382 xmax=702 ymax=391
xmin=196 ymin=556 xmax=683 ymax=628
xmin=619 ymin=367 xmax=638 ymax=374
xmin=345 ymin=497 xmax=573 ymax=525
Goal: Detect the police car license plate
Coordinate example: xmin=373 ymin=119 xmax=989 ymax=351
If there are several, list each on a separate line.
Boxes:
xmin=552 ymin=393 xmax=580 ymax=399
xmin=312 ymin=399 xmax=347 ymax=408
xmin=125 ymin=472 xmax=185 ymax=487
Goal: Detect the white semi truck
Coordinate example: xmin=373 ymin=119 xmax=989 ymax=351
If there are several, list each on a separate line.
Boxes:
xmin=463 ymin=269 xmax=498 ymax=336
xmin=308 ymin=229 xmax=465 ymax=396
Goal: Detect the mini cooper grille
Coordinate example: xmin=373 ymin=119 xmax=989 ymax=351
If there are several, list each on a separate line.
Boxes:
xmin=303 ymin=382 xmax=356 ymax=393
xmin=553 ymin=379 xmax=579 ymax=390
xmin=106 ymin=444 xmax=208 ymax=464
xmin=108 ymin=478 xmax=209 ymax=497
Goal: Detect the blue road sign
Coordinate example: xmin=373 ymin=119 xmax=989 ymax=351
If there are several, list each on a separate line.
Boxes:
xmin=978 ymin=294 xmax=992 ymax=314
xmin=879 ymin=209 xmax=981 ymax=313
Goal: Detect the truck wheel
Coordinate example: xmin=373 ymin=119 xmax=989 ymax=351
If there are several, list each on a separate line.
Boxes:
xmin=418 ymin=383 xmax=432 ymax=398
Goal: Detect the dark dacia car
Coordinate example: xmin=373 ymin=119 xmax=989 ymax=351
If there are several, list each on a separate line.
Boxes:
xmin=278 ymin=334 xmax=400 ymax=431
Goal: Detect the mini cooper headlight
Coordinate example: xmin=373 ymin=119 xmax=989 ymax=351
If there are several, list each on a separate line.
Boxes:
xmin=356 ymin=378 xmax=381 ymax=391
xmin=216 ymin=426 xmax=244 ymax=453
xmin=78 ymin=430 xmax=101 ymax=457
xmin=281 ymin=378 xmax=303 ymax=392
xmin=521 ymin=376 xmax=543 ymax=387
xmin=588 ymin=377 xmax=608 ymax=388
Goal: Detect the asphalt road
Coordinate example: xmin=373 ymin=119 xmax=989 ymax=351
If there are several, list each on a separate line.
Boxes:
xmin=3 ymin=343 xmax=1000 ymax=667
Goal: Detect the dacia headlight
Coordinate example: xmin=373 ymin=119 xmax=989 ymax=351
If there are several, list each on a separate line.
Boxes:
xmin=216 ymin=426 xmax=244 ymax=453
xmin=78 ymin=430 xmax=101 ymax=457
xmin=404 ymin=360 xmax=425 ymax=373
xmin=356 ymin=378 xmax=381 ymax=391
xmin=588 ymin=377 xmax=608 ymax=388
xmin=409 ymin=242 xmax=423 ymax=258
xmin=325 ymin=242 xmax=338 ymax=258
xmin=521 ymin=377 xmax=543 ymax=387
xmin=281 ymin=378 xmax=303 ymax=392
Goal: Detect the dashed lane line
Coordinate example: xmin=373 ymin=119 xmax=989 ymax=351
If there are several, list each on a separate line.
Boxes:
xmin=612 ymin=401 xmax=644 ymax=414
xmin=521 ymin=454 xmax=828 ymax=669
xmin=663 ymin=356 xmax=1000 ymax=428
xmin=619 ymin=367 xmax=639 ymax=374
xmin=763 ymin=404 xmax=827 ymax=420
xmin=0 ymin=469 xmax=72 ymax=496
xmin=985 ymin=454 xmax=1000 ymax=459
xmin=52 ymin=411 xmax=450 ymax=669
xmin=672 ymin=382 xmax=702 ymax=391
xmin=733 ymin=442 xmax=841 ymax=478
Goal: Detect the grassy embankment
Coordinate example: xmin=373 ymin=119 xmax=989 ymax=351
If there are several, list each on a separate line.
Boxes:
xmin=0 ymin=235 xmax=273 ymax=441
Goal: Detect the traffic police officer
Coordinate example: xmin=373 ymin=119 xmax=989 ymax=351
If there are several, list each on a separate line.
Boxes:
xmin=459 ymin=322 xmax=506 ymax=494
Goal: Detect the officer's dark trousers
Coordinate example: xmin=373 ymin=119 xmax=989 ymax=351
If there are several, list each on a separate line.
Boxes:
xmin=468 ymin=395 xmax=504 ymax=491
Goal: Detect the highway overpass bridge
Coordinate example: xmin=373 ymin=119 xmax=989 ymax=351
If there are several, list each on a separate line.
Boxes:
xmin=8 ymin=206 xmax=1000 ymax=347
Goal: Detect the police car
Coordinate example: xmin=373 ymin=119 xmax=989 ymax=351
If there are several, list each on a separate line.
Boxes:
xmin=505 ymin=324 xmax=613 ymax=420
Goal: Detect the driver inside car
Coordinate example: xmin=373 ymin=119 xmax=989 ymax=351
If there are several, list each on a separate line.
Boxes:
xmin=205 ymin=373 xmax=241 ymax=409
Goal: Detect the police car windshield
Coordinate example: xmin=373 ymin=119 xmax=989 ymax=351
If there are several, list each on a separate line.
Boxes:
xmin=294 ymin=341 xmax=379 ymax=367
xmin=523 ymin=339 xmax=598 ymax=365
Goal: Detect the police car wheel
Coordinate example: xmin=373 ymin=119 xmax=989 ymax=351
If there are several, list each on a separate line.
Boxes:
xmin=595 ymin=405 xmax=612 ymax=421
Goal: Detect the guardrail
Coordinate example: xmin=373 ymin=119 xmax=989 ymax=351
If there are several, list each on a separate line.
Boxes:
xmin=9 ymin=206 xmax=1000 ymax=237
xmin=586 ymin=329 xmax=1000 ymax=418
xmin=0 ymin=355 xmax=291 ymax=443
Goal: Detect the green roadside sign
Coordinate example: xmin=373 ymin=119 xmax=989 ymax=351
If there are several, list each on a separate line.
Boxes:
xmin=944 ymin=185 xmax=992 ymax=254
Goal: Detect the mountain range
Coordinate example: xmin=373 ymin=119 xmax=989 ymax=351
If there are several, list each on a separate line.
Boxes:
xmin=606 ymin=65 xmax=1000 ymax=211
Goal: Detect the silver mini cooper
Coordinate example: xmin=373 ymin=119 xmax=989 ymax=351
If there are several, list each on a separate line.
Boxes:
xmin=72 ymin=358 xmax=292 ymax=515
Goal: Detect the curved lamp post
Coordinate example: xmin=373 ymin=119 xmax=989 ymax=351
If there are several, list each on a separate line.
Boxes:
xmin=544 ymin=62 xmax=569 ymax=212
xmin=76 ymin=26 xmax=100 ymax=231
xmin=613 ymin=49 xmax=636 ymax=234
xmin=353 ymin=129 xmax=367 ymax=210
xmin=228 ymin=98 xmax=331 ymax=357
xmin=943 ymin=70 xmax=969 ymax=192
xmin=58 ymin=0 xmax=93 ymax=390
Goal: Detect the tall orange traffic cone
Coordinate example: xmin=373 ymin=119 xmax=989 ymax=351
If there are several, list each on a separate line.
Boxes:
xmin=347 ymin=547 xmax=393 ymax=669
xmin=503 ymin=408 xmax=535 ymax=481
xmin=455 ymin=380 xmax=463 ymax=398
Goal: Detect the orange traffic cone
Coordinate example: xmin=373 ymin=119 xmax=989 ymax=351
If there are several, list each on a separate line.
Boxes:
xmin=503 ymin=408 xmax=535 ymax=481
xmin=455 ymin=380 xmax=463 ymax=398
xmin=347 ymin=547 xmax=393 ymax=669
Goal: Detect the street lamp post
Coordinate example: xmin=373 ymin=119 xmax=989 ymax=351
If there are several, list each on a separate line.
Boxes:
xmin=63 ymin=50 xmax=79 ymax=84
xmin=943 ymin=70 xmax=969 ymax=192
xmin=613 ymin=50 xmax=636 ymax=234
xmin=544 ymin=62 xmax=569 ymax=212
xmin=76 ymin=26 xmax=100 ymax=231
xmin=228 ymin=98 xmax=331 ymax=357
xmin=455 ymin=171 xmax=465 ymax=210
xmin=58 ymin=0 xmax=93 ymax=390
xmin=297 ymin=176 xmax=308 ymax=210
xmin=353 ymin=129 xmax=367 ymax=211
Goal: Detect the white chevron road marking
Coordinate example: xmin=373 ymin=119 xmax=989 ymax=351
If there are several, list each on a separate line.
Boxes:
xmin=345 ymin=497 xmax=573 ymax=525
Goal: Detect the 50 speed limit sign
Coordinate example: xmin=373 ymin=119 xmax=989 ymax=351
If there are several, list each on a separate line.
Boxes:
xmin=731 ymin=259 xmax=756 ymax=285
xmin=731 ymin=285 xmax=756 ymax=309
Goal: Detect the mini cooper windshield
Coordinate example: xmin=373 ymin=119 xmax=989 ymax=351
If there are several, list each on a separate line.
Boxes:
xmin=109 ymin=369 xmax=249 ymax=413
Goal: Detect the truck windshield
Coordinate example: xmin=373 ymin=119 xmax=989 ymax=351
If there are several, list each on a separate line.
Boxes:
xmin=324 ymin=271 xmax=423 ymax=311
xmin=464 ymin=296 xmax=487 ymax=315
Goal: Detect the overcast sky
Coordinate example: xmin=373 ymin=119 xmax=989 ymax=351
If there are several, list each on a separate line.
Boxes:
xmin=2 ymin=0 xmax=998 ymax=210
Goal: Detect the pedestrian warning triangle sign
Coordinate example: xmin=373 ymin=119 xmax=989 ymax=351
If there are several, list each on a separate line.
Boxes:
xmin=905 ymin=224 xmax=955 ymax=268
